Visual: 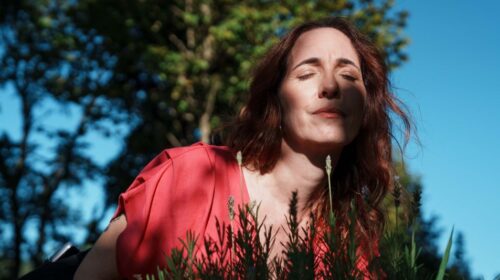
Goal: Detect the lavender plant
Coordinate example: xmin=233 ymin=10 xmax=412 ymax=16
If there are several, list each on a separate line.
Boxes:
xmin=149 ymin=155 xmax=454 ymax=280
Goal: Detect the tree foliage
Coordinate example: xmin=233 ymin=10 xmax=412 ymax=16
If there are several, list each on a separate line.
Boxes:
xmin=0 ymin=0 xmax=113 ymax=277
xmin=384 ymin=160 xmax=477 ymax=279
xmin=2 ymin=0 xmax=474 ymax=279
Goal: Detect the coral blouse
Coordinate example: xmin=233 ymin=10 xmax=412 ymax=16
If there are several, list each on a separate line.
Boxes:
xmin=111 ymin=142 xmax=375 ymax=279
xmin=111 ymin=142 xmax=249 ymax=279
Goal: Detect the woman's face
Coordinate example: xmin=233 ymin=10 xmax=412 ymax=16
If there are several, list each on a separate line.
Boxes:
xmin=279 ymin=27 xmax=366 ymax=154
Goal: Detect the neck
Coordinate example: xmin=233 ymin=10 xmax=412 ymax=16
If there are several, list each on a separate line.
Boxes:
xmin=245 ymin=139 xmax=341 ymax=221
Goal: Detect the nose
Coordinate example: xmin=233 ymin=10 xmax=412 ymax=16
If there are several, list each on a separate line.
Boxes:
xmin=319 ymin=75 xmax=339 ymax=99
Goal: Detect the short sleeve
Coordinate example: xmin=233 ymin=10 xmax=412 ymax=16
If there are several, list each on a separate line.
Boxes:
xmin=110 ymin=150 xmax=172 ymax=221
xmin=111 ymin=150 xmax=174 ymax=278
xmin=110 ymin=143 xmax=226 ymax=279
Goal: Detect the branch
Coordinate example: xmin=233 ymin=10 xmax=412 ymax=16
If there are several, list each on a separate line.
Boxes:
xmin=168 ymin=33 xmax=189 ymax=53
xmin=12 ymin=79 xmax=33 ymax=188
xmin=199 ymin=75 xmax=221 ymax=143
xmin=33 ymin=96 xmax=98 ymax=264
xmin=185 ymin=0 xmax=195 ymax=49
xmin=46 ymin=95 xmax=97 ymax=192
xmin=166 ymin=132 xmax=182 ymax=147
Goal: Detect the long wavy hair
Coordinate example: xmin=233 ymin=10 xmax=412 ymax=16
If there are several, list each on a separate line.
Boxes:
xmin=225 ymin=17 xmax=411 ymax=260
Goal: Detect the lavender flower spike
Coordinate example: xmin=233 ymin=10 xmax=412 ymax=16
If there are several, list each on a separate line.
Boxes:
xmin=325 ymin=155 xmax=334 ymax=217
xmin=325 ymin=155 xmax=332 ymax=175
xmin=236 ymin=150 xmax=245 ymax=202
xmin=236 ymin=151 xmax=243 ymax=166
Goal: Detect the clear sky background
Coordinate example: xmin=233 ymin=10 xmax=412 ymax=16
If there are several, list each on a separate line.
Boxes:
xmin=1 ymin=0 xmax=499 ymax=278
xmin=393 ymin=0 xmax=500 ymax=278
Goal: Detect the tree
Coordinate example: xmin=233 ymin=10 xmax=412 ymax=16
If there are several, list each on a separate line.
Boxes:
xmin=69 ymin=0 xmax=411 ymax=212
xmin=384 ymin=160 xmax=475 ymax=279
xmin=1 ymin=0 xmax=410 ymax=278
xmin=0 ymin=0 xmax=117 ymax=278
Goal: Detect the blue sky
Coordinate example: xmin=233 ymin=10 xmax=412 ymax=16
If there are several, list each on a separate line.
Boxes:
xmin=394 ymin=0 xmax=500 ymax=278
xmin=1 ymin=0 xmax=499 ymax=278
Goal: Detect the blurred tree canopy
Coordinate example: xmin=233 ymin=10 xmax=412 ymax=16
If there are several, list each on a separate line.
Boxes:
xmin=0 ymin=0 xmax=472 ymax=278
xmin=385 ymin=160 xmax=477 ymax=279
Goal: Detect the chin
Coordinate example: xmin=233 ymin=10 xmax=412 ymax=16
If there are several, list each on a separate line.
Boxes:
xmin=318 ymin=131 xmax=350 ymax=145
xmin=317 ymin=133 xmax=359 ymax=151
xmin=305 ymin=136 xmax=348 ymax=150
xmin=285 ymin=127 xmax=354 ymax=152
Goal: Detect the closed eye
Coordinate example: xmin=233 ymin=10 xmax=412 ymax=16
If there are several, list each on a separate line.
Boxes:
xmin=297 ymin=73 xmax=315 ymax=80
xmin=341 ymin=74 xmax=358 ymax=82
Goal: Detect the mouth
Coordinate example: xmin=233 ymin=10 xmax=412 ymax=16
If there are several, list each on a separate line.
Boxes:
xmin=312 ymin=106 xmax=346 ymax=119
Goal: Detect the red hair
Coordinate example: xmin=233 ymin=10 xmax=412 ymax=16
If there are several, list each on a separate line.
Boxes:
xmin=225 ymin=17 xmax=411 ymax=263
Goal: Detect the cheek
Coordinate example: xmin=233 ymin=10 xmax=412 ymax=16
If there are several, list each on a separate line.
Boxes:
xmin=344 ymin=87 xmax=366 ymax=121
xmin=342 ymin=87 xmax=366 ymax=141
xmin=280 ymin=98 xmax=302 ymax=129
xmin=279 ymin=92 xmax=313 ymax=138
xmin=279 ymin=83 xmax=310 ymax=117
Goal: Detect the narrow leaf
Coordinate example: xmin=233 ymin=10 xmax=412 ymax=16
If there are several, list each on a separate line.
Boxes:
xmin=435 ymin=227 xmax=454 ymax=280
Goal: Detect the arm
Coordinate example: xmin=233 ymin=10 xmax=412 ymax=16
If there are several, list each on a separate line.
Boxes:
xmin=74 ymin=214 xmax=127 ymax=280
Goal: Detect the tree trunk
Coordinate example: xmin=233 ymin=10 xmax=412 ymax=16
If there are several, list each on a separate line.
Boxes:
xmin=199 ymin=75 xmax=221 ymax=143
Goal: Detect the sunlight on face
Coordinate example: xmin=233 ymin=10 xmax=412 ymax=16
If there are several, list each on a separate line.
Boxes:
xmin=279 ymin=28 xmax=367 ymax=154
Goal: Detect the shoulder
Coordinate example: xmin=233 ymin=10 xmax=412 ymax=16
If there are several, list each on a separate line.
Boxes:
xmin=113 ymin=143 xmax=240 ymax=277
xmin=117 ymin=142 xmax=237 ymax=208
xmin=130 ymin=142 xmax=239 ymax=199
xmin=135 ymin=142 xmax=235 ymax=180
xmin=156 ymin=142 xmax=237 ymax=173
xmin=164 ymin=142 xmax=234 ymax=162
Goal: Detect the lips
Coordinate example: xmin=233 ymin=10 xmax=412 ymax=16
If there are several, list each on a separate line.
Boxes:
xmin=312 ymin=106 xmax=346 ymax=119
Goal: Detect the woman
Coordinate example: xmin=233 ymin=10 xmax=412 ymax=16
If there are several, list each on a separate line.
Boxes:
xmin=75 ymin=17 xmax=410 ymax=279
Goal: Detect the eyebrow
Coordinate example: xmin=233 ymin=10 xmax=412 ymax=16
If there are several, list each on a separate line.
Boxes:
xmin=291 ymin=57 xmax=360 ymax=71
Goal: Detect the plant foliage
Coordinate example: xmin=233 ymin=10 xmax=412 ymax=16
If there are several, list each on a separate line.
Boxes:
xmin=148 ymin=187 xmax=456 ymax=279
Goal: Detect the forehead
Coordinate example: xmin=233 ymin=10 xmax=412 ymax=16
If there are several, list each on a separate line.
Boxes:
xmin=288 ymin=27 xmax=360 ymax=67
